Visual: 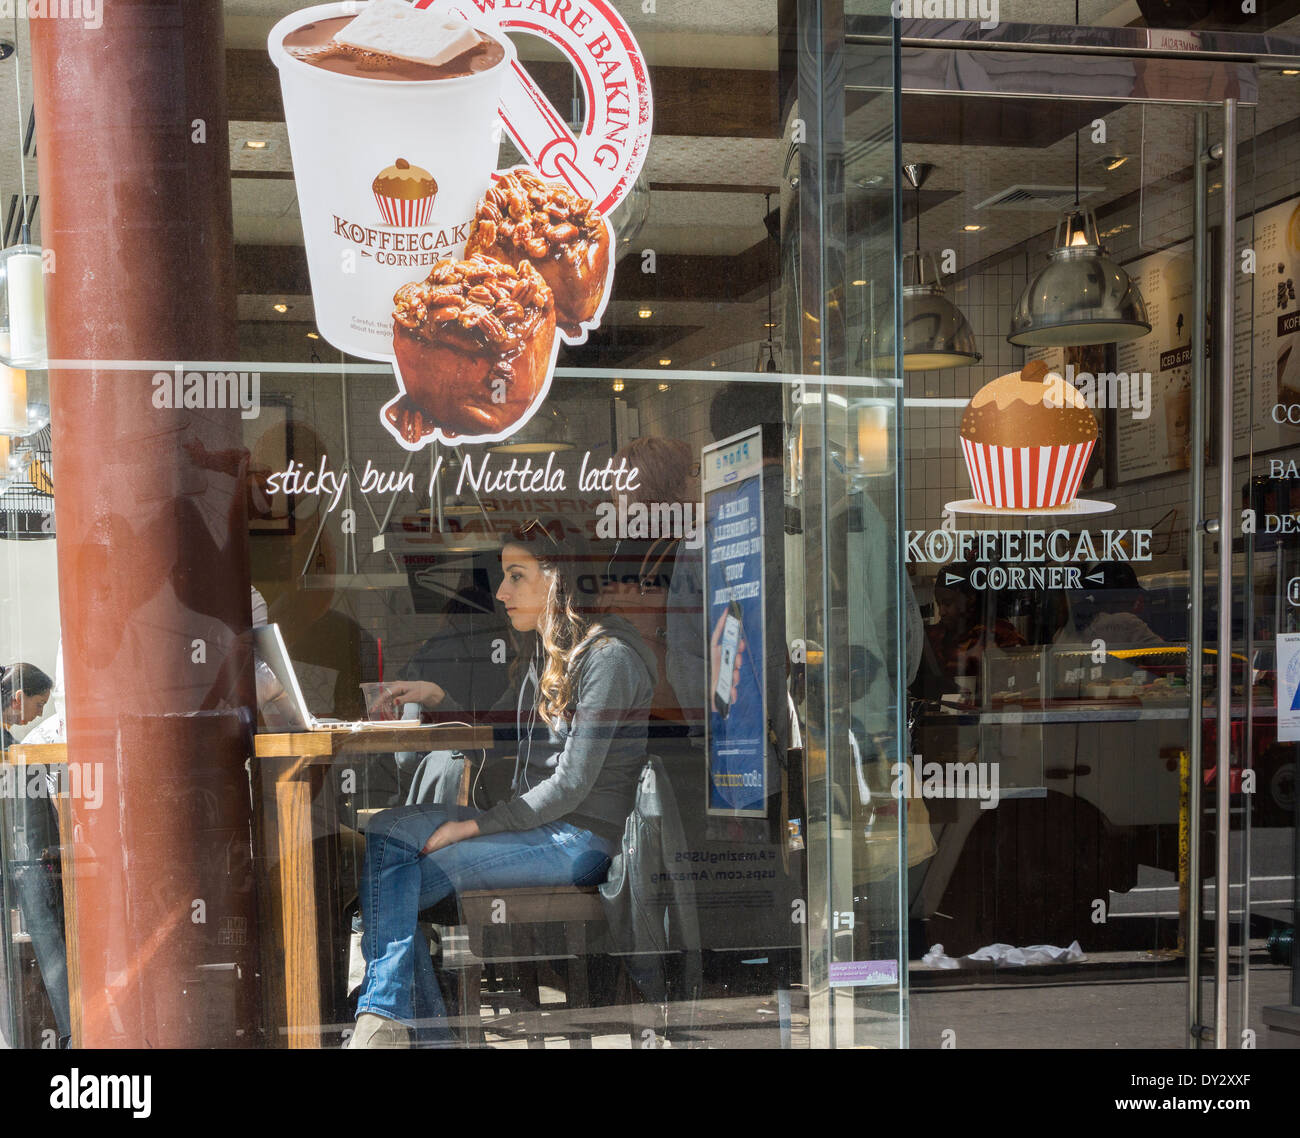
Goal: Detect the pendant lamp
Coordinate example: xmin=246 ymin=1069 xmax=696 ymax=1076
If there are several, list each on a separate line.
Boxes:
xmin=0 ymin=232 xmax=46 ymax=369
xmin=873 ymin=163 xmax=980 ymax=372
xmin=1008 ymin=131 xmax=1150 ymax=347
xmin=486 ymin=403 xmax=574 ymax=454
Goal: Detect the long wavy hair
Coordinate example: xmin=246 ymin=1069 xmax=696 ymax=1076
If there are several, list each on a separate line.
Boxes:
xmin=506 ymin=519 xmax=604 ymax=727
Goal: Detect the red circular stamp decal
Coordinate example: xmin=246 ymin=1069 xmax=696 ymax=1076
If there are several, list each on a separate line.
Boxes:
xmin=414 ymin=0 xmax=653 ymax=216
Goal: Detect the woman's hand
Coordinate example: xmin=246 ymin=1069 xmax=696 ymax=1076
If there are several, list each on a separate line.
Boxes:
xmin=383 ymin=679 xmax=447 ymax=712
xmin=421 ymin=818 xmax=480 ymax=855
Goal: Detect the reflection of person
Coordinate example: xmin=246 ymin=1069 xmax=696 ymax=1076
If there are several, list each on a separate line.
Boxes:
xmin=0 ymin=662 xmax=70 ymax=1045
xmin=603 ymin=436 xmax=697 ymax=732
xmin=349 ymin=520 xmax=656 ymax=1048
xmin=1058 ymin=562 xmax=1164 ymax=648
xmin=392 ymin=565 xmax=511 ymax=804
xmin=922 ymin=566 xmax=1026 ymax=690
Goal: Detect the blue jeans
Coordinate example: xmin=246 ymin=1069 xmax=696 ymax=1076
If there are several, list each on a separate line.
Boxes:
xmin=7 ymin=779 xmax=71 ymax=1043
xmin=356 ymin=804 xmax=613 ymax=1042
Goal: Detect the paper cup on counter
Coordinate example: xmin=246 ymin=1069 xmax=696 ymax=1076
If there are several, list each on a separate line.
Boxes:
xmin=960 ymin=439 xmax=1095 ymax=510
xmin=268 ymin=3 xmax=514 ymax=360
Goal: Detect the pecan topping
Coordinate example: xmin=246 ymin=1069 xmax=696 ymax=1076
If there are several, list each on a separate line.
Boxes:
xmin=472 ymin=168 xmax=606 ymax=260
xmin=392 ymin=253 xmax=553 ymax=348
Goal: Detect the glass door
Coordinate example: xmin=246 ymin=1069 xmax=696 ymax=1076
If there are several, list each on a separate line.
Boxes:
xmin=838 ymin=18 xmax=1300 ymax=1048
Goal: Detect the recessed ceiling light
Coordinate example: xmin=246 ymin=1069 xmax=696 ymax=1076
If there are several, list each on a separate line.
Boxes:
xmin=638 ymin=307 xmax=653 ymax=319
xmin=1103 ymin=155 xmax=1129 ymax=171
xmin=659 ymin=358 xmax=671 ymax=366
xmin=244 ymin=140 xmax=269 ymax=150
xmin=851 ymin=279 xmax=867 ymax=286
xmin=710 ymin=360 xmax=718 ymax=367
xmin=612 ymin=379 xmax=625 ymax=393
xmin=963 ymin=224 xmax=983 ymax=232
xmin=273 ymin=302 xmax=290 ymax=313
xmin=764 ymin=321 xmax=777 ymax=328
xmin=658 ymin=383 xmax=670 ymax=392
xmin=306 ymin=331 xmax=319 ymax=340
xmin=1282 ymin=69 xmax=1300 ymax=75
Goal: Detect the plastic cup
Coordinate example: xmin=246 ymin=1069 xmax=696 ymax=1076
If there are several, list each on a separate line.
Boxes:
xmin=268 ymin=3 xmax=514 ymax=360
xmin=360 ymin=681 xmax=401 ymax=721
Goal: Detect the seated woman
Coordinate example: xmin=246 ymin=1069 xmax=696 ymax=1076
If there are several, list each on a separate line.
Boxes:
xmin=350 ymin=519 xmax=655 ymax=1048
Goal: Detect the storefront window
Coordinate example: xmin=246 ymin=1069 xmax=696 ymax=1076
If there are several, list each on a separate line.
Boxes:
xmin=0 ymin=0 xmax=1294 ymax=1066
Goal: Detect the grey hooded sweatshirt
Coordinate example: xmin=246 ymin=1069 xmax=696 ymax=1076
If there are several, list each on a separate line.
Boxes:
xmin=452 ymin=613 xmax=656 ymax=843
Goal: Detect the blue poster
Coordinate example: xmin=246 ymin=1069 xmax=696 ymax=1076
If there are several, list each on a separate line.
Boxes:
xmin=703 ymin=427 xmax=767 ymax=816
xmin=1278 ymin=633 xmax=1300 ymax=742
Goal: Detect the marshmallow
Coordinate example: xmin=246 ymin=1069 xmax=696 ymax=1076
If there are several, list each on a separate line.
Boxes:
xmin=335 ymin=0 xmax=482 ymax=68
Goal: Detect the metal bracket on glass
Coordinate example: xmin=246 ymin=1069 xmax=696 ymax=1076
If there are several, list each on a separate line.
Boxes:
xmin=1200 ymin=518 xmax=1221 ymax=534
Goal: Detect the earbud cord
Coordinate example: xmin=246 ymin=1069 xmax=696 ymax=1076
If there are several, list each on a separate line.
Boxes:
xmin=511 ymin=644 xmax=541 ymax=796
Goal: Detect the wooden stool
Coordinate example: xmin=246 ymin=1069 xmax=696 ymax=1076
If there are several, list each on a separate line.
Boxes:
xmin=438 ymin=885 xmax=655 ymax=1048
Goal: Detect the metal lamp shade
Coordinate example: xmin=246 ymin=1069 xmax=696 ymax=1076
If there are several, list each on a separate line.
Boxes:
xmin=868 ymin=250 xmax=981 ymax=372
xmin=486 ymin=403 xmax=574 ymax=454
xmin=1008 ymin=209 xmax=1151 ymax=347
xmin=900 ymin=282 xmax=981 ymax=370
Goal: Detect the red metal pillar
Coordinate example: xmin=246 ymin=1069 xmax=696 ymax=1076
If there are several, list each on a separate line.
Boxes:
xmin=30 ymin=3 xmax=260 ymax=1046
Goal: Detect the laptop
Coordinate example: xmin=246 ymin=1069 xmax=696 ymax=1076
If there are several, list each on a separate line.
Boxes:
xmin=253 ymin=623 xmax=405 ymax=732
xmin=253 ymin=624 xmax=329 ymax=731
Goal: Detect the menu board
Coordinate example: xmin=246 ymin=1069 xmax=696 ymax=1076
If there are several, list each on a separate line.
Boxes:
xmin=1233 ymin=196 xmax=1300 ymax=455
xmin=1115 ymin=195 xmax=1300 ymax=483
xmin=1115 ymin=244 xmax=1198 ymax=483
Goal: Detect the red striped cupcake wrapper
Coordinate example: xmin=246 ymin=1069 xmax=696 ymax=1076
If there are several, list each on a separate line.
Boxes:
xmin=375 ymin=192 xmax=434 ymax=228
xmin=960 ymin=438 xmax=1095 ymax=510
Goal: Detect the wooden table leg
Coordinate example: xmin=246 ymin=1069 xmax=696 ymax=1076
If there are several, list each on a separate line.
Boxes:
xmin=274 ymin=761 xmax=325 ymax=1048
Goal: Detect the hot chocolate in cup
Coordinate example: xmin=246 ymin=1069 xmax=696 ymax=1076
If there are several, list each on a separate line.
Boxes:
xmin=269 ymin=2 xmax=514 ymax=360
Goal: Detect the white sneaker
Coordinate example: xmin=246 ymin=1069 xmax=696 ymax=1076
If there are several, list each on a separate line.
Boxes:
xmin=349 ymin=1013 xmax=410 ymax=1049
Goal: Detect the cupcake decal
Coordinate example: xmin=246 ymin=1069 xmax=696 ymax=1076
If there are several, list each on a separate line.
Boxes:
xmin=959 ymin=360 xmax=1098 ymax=511
xmin=372 ymin=157 xmax=438 ymax=227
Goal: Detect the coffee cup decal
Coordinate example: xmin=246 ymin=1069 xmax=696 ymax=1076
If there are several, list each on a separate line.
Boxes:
xmin=270 ymin=0 xmax=651 ymax=448
xmin=269 ymin=2 xmax=517 ymax=362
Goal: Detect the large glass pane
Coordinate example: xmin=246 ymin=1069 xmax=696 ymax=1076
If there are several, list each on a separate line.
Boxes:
xmin=791 ymin=0 xmax=908 ymax=1049
xmin=0 ymin=0 xmax=909 ymax=1053
xmin=845 ymin=22 xmax=1296 ymax=1048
